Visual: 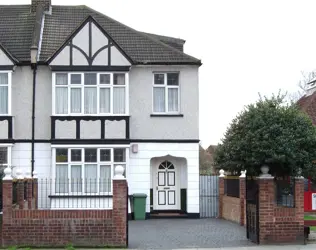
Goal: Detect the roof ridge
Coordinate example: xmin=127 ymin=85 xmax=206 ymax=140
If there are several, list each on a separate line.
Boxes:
xmin=83 ymin=5 xmax=201 ymax=64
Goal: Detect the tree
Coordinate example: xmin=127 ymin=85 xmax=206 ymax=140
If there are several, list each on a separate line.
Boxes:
xmin=288 ymin=70 xmax=316 ymax=102
xmin=214 ymin=93 xmax=316 ymax=178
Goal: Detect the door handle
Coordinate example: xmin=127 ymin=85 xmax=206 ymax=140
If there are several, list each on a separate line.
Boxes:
xmin=156 ymin=186 xmax=158 ymax=190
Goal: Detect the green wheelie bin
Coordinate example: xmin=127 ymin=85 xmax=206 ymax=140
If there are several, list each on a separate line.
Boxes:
xmin=132 ymin=193 xmax=147 ymax=220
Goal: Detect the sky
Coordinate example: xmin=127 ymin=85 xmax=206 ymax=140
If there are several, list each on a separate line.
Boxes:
xmin=6 ymin=0 xmax=316 ymax=148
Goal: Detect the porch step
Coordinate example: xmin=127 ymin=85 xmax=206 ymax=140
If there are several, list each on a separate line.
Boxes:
xmin=150 ymin=213 xmax=188 ymax=219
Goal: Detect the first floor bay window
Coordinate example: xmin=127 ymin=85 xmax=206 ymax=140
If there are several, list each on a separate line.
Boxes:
xmin=54 ymin=147 xmax=127 ymax=195
xmin=0 ymin=72 xmax=11 ymax=115
xmin=54 ymin=72 xmax=127 ymax=115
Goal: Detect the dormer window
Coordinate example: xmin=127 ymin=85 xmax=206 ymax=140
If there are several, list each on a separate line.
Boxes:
xmin=53 ymin=72 xmax=128 ymax=115
xmin=153 ymin=72 xmax=180 ymax=114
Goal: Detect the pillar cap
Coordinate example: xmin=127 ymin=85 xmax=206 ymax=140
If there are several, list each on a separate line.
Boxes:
xmin=113 ymin=165 xmax=126 ymax=180
xmin=3 ymin=166 xmax=12 ymax=180
xmin=240 ymin=170 xmax=246 ymax=178
xmin=219 ymin=169 xmax=225 ymax=177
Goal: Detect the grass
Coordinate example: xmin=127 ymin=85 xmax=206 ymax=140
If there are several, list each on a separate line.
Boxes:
xmin=305 ymin=214 xmax=316 ymax=231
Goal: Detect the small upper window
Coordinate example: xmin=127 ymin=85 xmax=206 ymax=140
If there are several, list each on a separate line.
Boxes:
xmin=153 ymin=72 xmax=179 ymax=113
xmin=0 ymin=73 xmax=9 ymax=115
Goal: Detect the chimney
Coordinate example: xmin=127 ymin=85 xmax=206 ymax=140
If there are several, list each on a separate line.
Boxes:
xmin=31 ymin=0 xmax=51 ymax=13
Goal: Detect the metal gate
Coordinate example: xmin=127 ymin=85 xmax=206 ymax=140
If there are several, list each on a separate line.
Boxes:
xmin=246 ymin=176 xmax=259 ymax=244
xmin=199 ymin=175 xmax=219 ymax=218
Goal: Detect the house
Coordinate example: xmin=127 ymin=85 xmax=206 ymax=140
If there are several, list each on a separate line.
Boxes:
xmin=0 ymin=0 xmax=201 ymax=218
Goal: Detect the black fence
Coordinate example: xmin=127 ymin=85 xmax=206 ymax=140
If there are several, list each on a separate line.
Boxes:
xmin=37 ymin=178 xmax=113 ymax=209
xmin=224 ymin=177 xmax=240 ymax=198
xmin=275 ymin=176 xmax=295 ymax=207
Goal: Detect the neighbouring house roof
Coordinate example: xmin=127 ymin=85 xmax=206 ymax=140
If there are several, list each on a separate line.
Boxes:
xmin=0 ymin=4 xmax=201 ymax=65
xmin=297 ymin=91 xmax=316 ymax=125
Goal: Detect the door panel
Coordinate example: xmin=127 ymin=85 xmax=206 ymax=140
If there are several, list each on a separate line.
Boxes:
xmin=155 ymin=160 xmax=178 ymax=210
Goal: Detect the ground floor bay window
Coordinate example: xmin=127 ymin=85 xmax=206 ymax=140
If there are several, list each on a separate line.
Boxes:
xmin=52 ymin=146 xmax=128 ymax=195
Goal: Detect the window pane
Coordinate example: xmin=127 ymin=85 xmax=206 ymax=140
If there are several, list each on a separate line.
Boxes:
xmin=55 ymin=87 xmax=68 ymax=114
xmin=71 ymin=74 xmax=81 ymax=84
xmin=114 ymin=74 xmax=125 ymax=85
xmin=70 ymin=88 xmax=81 ymax=113
xmin=56 ymin=73 xmax=68 ymax=85
xmin=154 ymin=74 xmax=164 ymax=85
xmin=100 ymin=74 xmax=110 ymax=84
xmin=71 ymin=149 xmax=82 ymax=162
xmin=0 ymin=147 xmax=7 ymax=164
xmin=56 ymin=148 xmax=68 ymax=162
xmin=114 ymin=148 xmax=126 ymax=162
xmin=167 ymin=73 xmax=179 ymax=86
xmin=0 ymin=86 xmax=8 ymax=114
xmin=100 ymin=149 xmax=111 ymax=162
xmin=56 ymin=164 xmax=68 ymax=193
xmin=113 ymin=87 xmax=125 ymax=114
xmin=84 ymin=148 xmax=97 ymax=162
xmin=100 ymin=165 xmax=111 ymax=192
xmin=84 ymin=87 xmax=97 ymax=114
xmin=153 ymin=87 xmax=165 ymax=112
xmin=85 ymin=164 xmax=97 ymax=193
xmin=71 ymin=165 xmax=82 ymax=192
xmin=84 ymin=73 xmax=97 ymax=85
xmin=100 ymin=88 xmax=110 ymax=113
xmin=168 ymin=88 xmax=179 ymax=112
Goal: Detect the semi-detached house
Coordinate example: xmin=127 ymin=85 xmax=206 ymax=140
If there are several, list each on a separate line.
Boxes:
xmin=0 ymin=0 xmax=201 ymax=218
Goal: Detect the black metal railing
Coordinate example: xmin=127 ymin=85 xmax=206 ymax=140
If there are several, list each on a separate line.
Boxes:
xmin=224 ymin=177 xmax=240 ymax=198
xmin=38 ymin=178 xmax=113 ymax=209
xmin=275 ymin=176 xmax=295 ymax=207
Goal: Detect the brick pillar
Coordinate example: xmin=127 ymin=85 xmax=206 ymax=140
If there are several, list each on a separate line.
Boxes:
xmin=33 ymin=177 xmax=38 ymax=209
xmin=258 ymin=176 xmax=275 ymax=244
xmin=294 ymin=177 xmax=305 ymax=242
xmin=2 ymin=168 xmax=13 ymax=224
xmin=26 ymin=178 xmax=33 ymax=209
xmin=112 ymin=166 xmax=128 ymax=247
xmin=17 ymin=180 xmax=25 ymax=209
xmin=239 ymin=175 xmax=246 ymax=226
xmin=218 ymin=170 xmax=225 ymax=219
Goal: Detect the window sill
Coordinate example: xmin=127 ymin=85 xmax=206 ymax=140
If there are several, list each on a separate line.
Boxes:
xmin=49 ymin=195 xmax=113 ymax=198
xmin=150 ymin=114 xmax=184 ymax=117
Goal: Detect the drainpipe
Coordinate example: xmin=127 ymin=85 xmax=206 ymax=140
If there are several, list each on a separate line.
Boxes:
xmin=30 ymin=46 xmax=38 ymax=176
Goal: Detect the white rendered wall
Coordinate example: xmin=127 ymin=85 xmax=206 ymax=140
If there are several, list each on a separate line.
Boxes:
xmin=128 ymin=143 xmax=199 ymax=213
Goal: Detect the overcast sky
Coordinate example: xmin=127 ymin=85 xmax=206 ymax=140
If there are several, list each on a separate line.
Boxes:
xmin=7 ymin=0 xmax=316 ymax=148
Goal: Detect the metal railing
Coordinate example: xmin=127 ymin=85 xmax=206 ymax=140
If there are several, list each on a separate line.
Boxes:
xmin=275 ymin=176 xmax=295 ymax=207
xmin=224 ymin=177 xmax=240 ymax=198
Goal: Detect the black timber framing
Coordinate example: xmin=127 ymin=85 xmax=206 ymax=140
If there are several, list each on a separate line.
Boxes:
xmin=51 ymin=116 xmax=130 ymax=140
xmin=0 ymin=116 xmax=13 ymax=139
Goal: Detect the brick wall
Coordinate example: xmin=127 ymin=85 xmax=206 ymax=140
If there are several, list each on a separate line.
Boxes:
xmin=258 ymin=177 xmax=304 ymax=244
xmin=222 ymin=196 xmax=240 ymax=223
xmin=1 ymin=178 xmax=128 ymax=248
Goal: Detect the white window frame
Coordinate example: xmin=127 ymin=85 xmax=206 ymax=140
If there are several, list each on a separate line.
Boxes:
xmin=152 ymin=72 xmax=180 ymax=114
xmin=0 ymin=71 xmax=12 ymax=116
xmin=51 ymin=145 xmax=129 ymax=196
xmin=52 ymin=72 xmax=129 ymax=116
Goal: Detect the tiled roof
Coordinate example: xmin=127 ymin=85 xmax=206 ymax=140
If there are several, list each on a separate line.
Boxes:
xmin=297 ymin=91 xmax=316 ymax=125
xmin=0 ymin=4 xmax=201 ymax=65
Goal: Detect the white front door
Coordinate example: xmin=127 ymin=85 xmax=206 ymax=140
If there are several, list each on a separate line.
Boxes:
xmin=155 ymin=160 xmax=178 ymax=210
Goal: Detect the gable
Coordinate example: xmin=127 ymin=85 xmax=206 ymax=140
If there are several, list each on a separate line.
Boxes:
xmin=49 ymin=17 xmax=132 ymax=67
xmin=0 ymin=46 xmax=14 ymax=66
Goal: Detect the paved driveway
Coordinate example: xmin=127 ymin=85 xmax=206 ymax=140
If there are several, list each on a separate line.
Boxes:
xmin=128 ymin=218 xmax=256 ymax=249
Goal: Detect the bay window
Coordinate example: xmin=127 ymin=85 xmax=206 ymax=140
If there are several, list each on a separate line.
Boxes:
xmin=54 ymin=147 xmax=127 ymax=194
xmin=0 ymin=146 xmax=11 ymax=171
xmin=0 ymin=72 xmax=11 ymax=115
xmin=153 ymin=72 xmax=179 ymax=113
xmin=53 ymin=72 xmax=127 ymax=115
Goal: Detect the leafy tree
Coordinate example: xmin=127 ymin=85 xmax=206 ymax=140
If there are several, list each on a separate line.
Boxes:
xmin=214 ymin=93 xmax=316 ymax=178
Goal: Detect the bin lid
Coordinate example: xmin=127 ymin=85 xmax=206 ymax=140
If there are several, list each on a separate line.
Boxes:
xmin=133 ymin=193 xmax=147 ymax=198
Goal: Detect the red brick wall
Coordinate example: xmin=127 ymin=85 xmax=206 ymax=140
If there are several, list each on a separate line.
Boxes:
xmin=222 ymin=196 xmax=240 ymax=223
xmin=218 ymin=177 xmax=224 ymax=218
xmin=1 ymin=179 xmax=128 ymax=248
xmin=258 ymin=177 xmax=304 ymax=244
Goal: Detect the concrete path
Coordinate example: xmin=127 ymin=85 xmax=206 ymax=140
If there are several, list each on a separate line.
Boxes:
xmin=128 ymin=218 xmax=255 ymax=249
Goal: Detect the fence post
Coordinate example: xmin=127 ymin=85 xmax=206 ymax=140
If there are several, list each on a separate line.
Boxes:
xmin=112 ymin=165 xmax=128 ymax=247
xmin=25 ymin=171 xmax=33 ymax=209
xmin=2 ymin=167 xmax=13 ymax=223
xmin=239 ymin=170 xmax=246 ymax=226
xmin=16 ymin=169 xmax=24 ymax=210
xmin=218 ymin=169 xmax=225 ymax=219
xmin=295 ymin=177 xmax=305 ymax=242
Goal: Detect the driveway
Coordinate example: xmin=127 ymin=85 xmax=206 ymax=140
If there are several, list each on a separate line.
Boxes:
xmin=128 ymin=218 xmax=256 ymax=249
